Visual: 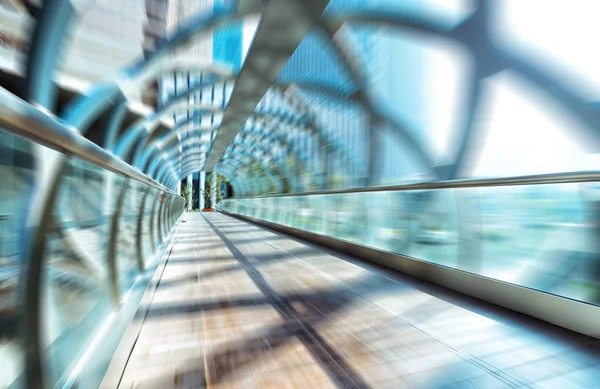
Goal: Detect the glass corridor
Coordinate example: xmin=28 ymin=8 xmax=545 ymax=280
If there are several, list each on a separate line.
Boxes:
xmin=1 ymin=0 xmax=600 ymax=388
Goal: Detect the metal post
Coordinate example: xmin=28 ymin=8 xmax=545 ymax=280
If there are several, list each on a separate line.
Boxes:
xmin=104 ymin=102 xmax=129 ymax=151
xmin=156 ymin=194 xmax=165 ymax=244
xmin=21 ymin=151 xmax=69 ymax=389
xmin=167 ymin=196 xmax=174 ymax=230
xmin=107 ymin=179 xmax=130 ymax=304
xmin=25 ymin=0 xmax=75 ymax=110
xmin=0 ymin=215 xmax=6 ymax=257
xmin=135 ymin=188 xmax=150 ymax=272
xmin=149 ymin=191 xmax=160 ymax=254
xmin=367 ymin=116 xmax=379 ymax=187
xmin=162 ymin=196 xmax=172 ymax=240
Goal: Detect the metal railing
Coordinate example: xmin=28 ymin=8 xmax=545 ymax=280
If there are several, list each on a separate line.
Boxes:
xmin=220 ymin=175 xmax=600 ymax=309
xmin=0 ymin=86 xmax=186 ymax=389
xmin=0 ymin=87 xmax=174 ymax=195
xmin=233 ymin=170 xmax=600 ymax=198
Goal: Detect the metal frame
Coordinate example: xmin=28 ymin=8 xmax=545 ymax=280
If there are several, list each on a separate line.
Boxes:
xmin=273 ymin=85 xmax=349 ymax=189
xmin=317 ymin=3 xmax=600 ymax=179
xmin=217 ymin=110 xmax=315 ymax=185
xmin=148 ymin=191 xmax=161 ymax=253
xmin=157 ymin=159 xmax=204 ymax=184
xmin=155 ymin=155 xmax=205 ymax=183
xmin=6 ymin=5 xmax=231 ymax=387
xmin=214 ymin=168 xmax=247 ymax=198
xmin=135 ymin=187 xmax=151 ymax=271
xmin=215 ymin=168 xmax=245 ymax=197
xmin=139 ymin=92 xmax=319 ymax=183
xmin=0 ymin=89 xmax=174 ymax=193
xmin=220 ymin=128 xmax=300 ymax=192
xmin=149 ymin=136 xmax=211 ymax=164
xmin=142 ymin=102 xmax=314 ymax=177
xmin=25 ymin=0 xmax=74 ymax=110
xmin=216 ymin=161 xmax=260 ymax=196
xmin=222 ymin=144 xmax=284 ymax=193
xmin=210 ymin=169 xmax=242 ymax=198
xmin=220 ymin=153 xmax=269 ymax=195
xmin=156 ymin=196 xmax=165 ymax=244
xmin=116 ymin=102 xmax=222 ymax=159
xmin=306 ymin=26 xmax=437 ymax=179
xmin=205 ymin=0 xmax=331 ymax=169
xmin=107 ymin=179 xmax=130 ymax=303
xmin=59 ymin=2 xmax=256 ymax=132
xmin=217 ymin=86 xmax=343 ymax=194
xmin=137 ymin=124 xmax=214 ymax=172
xmin=0 ymin=86 xmax=183 ymax=388
xmin=161 ymin=196 xmax=171 ymax=242
xmin=156 ymin=151 xmax=206 ymax=174
xmin=236 ymin=170 xmax=600 ymax=199
xmin=104 ymin=71 xmax=231 ymax=151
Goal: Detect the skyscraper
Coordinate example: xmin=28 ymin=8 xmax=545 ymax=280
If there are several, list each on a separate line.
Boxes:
xmin=0 ymin=1 xmax=146 ymax=87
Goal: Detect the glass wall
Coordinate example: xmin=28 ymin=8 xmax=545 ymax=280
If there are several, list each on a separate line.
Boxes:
xmin=213 ymin=0 xmax=600 ymax=317
xmin=0 ymin=130 xmax=184 ymax=389
xmin=220 ymin=181 xmax=600 ymax=307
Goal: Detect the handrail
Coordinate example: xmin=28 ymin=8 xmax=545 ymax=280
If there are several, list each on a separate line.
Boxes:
xmin=230 ymin=170 xmax=600 ymax=199
xmin=0 ymin=87 xmax=175 ymax=194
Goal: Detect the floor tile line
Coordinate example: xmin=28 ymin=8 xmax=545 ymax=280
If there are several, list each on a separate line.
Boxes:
xmin=203 ymin=214 xmax=371 ymax=389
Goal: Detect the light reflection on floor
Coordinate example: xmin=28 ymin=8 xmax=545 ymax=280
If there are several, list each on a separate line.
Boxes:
xmin=114 ymin=213 xmax=600 ymax=389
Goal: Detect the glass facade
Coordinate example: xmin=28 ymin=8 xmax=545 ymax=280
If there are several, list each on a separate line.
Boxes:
xmin=0 ymin=129 xmax=183 ymax=388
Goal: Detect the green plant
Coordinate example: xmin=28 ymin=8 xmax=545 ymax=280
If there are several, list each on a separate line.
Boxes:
xmin=203 ymin=184 xmax=212 ymax=209
xmin=181 ymin=184 xmax=195 ymax=210
xmin=216 ymin=174 xmax=223 ymax=203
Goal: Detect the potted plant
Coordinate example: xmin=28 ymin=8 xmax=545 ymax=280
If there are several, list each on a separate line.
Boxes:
xmin=202 ymin=184 xmax=213 ymax=212
xmin=181 ymin=184 xmax=194 ymax=211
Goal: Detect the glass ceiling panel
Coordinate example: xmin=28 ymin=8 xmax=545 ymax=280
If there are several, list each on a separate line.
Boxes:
xmin=256 ymin=88 xmax=299 ymax=114
xmin=215 ymin=0 xmax=600 ymax=193
xmin=277 ymin=28 xmax=357 ymax=97
xmin=338 ymin=21 xmax=472 ymax=167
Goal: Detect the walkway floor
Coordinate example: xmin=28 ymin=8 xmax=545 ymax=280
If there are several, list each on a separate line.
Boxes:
xmin=114 ymin=212 xmax=600 ymax=388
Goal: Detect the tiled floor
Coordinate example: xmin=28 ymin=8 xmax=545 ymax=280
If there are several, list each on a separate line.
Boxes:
xmin=116 ymin=213 xmax=600 ymax=388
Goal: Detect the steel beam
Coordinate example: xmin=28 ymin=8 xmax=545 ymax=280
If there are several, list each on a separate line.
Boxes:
xmin=205 ymin=0 xmax=331 ymax=169
xmin=107 ymin=179 xmax=130 ymax=303
xmin=117 ymin=103 xmax=221 ymax=159
xmin=218 ymin=158 xmax=262 ymax=195
xmin=222 ymin=144 xmax=284 ymax=193
xmin=60 ymin=2 xmax=255 ymax=132
xmin=135 ymin=188 xmax=151 ymax=271
xmin=136 ymin=122 xmax=214 ymax=170
xmin=25 ymin=0 xmax=74 ymax=110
